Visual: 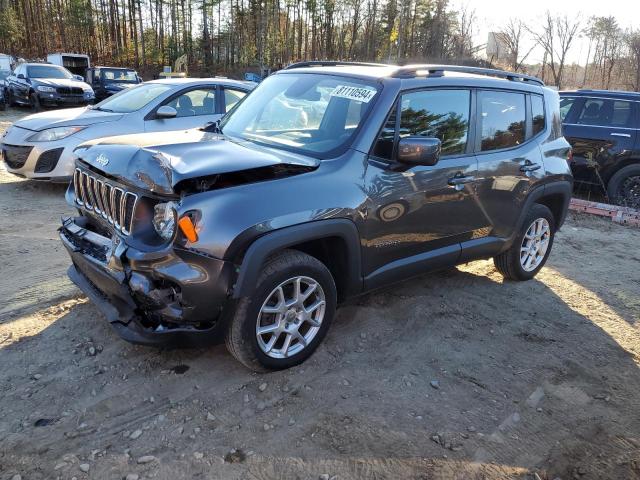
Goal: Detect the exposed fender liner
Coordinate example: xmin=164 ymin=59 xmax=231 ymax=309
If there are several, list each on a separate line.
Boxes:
xmin=233 ymin=219 xmax=363 ymax=299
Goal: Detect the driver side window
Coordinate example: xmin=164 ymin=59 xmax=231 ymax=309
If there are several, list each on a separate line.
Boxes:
xmin=164 ymin=88 xmax=217 ymax=118
xmin=372 ymin=89 xmax=471 ymax=161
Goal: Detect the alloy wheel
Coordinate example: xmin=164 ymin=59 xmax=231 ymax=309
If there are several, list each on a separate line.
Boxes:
xmin=520 ymin=218 xmax=551 ymax=272
xmin=256 ymin=276 xmax=326 ymax=359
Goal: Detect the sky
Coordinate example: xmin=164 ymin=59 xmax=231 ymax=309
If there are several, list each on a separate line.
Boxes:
xmin=453 ymin=0 xmax=640 ymax=65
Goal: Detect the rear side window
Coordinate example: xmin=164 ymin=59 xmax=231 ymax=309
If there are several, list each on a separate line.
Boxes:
xmin=372 ymin=89 xmax=471 ymax=160
xmin=531 ymin=95 xmax=545 ymax=135
xmin=479 ymin=91 xmax=526 ymax=151
xmin=576 ymin=98 xmax=633 ymax=127
xmin=559 ymin=97 xmax=575 ymax=121
xmin=224 ymin=88 xmax=247 ymax=112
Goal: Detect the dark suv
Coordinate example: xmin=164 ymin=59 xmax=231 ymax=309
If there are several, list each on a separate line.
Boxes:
xmin=6 ymin=63 xmax=95 ymax=110
xmin=59 ymin=63 xmax=572 ymax=371
xmin=560 ymin=89 xmax=640 ymax=208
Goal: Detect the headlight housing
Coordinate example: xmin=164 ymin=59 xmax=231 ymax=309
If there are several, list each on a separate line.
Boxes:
xmin=152 ymin=202 xmax=177 ymax=240
xmin=36 ymin=86 xmax=56 ymax=93
xmin=27 ymin=126 xmax=86 ymax=142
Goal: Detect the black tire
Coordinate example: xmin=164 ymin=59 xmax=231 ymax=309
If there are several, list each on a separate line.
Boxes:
xmin=6 ymin=89 xmax=16 ymax=107
xmin=30 ymin=92 xmax=41 ymax=112
xmin=225 ymin=249 xmax=337 ymax=371
xmin=606 ymin=164 xmax=640 ymax=210
xmin=494 ymin=204 xmax=555 ymax=281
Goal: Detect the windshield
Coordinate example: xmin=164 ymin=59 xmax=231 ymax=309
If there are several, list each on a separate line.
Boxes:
xmin=101 ymin=69 xmax=138 ymax=83
xmin=93 ymin=83 xmax=172 ymax=113
xmin=27 ymin=65 xmax=73 ymax=79
xmin=220 ymin=73 xmax=379 ymax=157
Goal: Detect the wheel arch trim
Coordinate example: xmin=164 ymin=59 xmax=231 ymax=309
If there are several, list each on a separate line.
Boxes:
xmin=232 ymin=219 xmax=363 ymax=299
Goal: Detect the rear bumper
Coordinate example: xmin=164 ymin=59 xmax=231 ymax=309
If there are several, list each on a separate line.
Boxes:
xmin=60 ymin=216 xmax=235 ymax=347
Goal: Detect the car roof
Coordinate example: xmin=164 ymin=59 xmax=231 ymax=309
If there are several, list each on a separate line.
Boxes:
xmin=276 ymin=62 xmax=545 ymax=92
xmin=561 ymin=89 xmax=640 ymax=101
xmin=147 ymin=77 xmax=256 ymax=90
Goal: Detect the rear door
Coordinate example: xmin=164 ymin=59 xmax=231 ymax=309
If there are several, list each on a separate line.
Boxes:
xmin=562 ymin=96 xmax=638 ymax=186
xmin=144 ymin=86 xmax=222 ymax=132
xmin=474 ymin=89 xmax=546 ymax=245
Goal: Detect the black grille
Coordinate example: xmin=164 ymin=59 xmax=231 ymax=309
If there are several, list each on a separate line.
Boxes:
xmin=34 ymin=148 xmax=64 ymax=173
xmin=57 ymin=87 xmax=84 ymax=96
xmin=73 ymin=168 xmax=139 ymax=235
xmin=2 ymin=144 xmax=33 ymax=169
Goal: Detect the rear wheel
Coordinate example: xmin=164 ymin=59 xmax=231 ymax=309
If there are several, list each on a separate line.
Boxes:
xmin=494 ymin=204 xmax=555 ymax=281
xmin=607 ymin=164 xmax=640 ymax=210
xmin=30 ymin=92 xmax=41 ymax=112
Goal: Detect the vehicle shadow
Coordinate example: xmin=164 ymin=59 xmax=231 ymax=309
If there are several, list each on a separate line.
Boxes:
xmin=0 ymin=263 xmax=639 ymax=479
xmin=548 ymin=213 xmax=640 ymax=327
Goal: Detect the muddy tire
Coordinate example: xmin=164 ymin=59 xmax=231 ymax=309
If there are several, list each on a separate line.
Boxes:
xmin=494 ymin=204 xmax=555 ymax=281
xmin=607 ymin=164 xmax=640 ymax=210
xmin=225 ymin=249 xmax=337 ymax=372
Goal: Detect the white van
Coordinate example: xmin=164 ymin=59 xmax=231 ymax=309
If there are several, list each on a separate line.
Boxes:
xmin=46 ymin=53 xmax=91 ymax=78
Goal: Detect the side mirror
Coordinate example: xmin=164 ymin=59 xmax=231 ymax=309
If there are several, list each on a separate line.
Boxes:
xmin=73 ymin=74 xmax=84 ymax=82
xmin=156 ymin=105 xmax=177 ymax=119
xmin=17 ymin=73 xmax=25 ymax=79
xmin=397 ymin=137 xmax=441 ymax=166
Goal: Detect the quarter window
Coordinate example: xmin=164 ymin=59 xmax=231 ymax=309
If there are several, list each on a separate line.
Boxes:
xmin=576 ymin=98 xmax=633 ymax=127
xmin=479 ymin=91 xmax=526 ymax=151
xmin=531 ymin=95 xmax=545 ymax=136
xmin=372 ymin=89 xmax=471 ymax=160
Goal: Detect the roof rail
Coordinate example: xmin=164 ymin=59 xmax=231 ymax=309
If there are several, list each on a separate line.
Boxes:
xmin=391 ymin=64 xmax=544 ymax=86
xmin=284 ymin=61 xmax=391 ymax=70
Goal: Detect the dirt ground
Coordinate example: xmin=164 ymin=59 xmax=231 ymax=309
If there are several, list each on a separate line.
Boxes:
xmin=1 ymin=106 xmax=639 ymax=480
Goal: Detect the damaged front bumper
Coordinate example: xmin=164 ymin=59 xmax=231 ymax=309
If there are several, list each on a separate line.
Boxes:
xmin=60 ymin=216 xmax=236 ymax=347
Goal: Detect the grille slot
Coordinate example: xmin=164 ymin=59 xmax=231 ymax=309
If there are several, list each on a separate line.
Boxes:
xmin=73 ymin=168 xmax=138 ymax=235
xmin=57 ymin=87 xmax=84 ymax=96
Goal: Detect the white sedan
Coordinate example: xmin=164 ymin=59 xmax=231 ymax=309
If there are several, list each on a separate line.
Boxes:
xmin=0 ymin=78 xmax=254 ymax=182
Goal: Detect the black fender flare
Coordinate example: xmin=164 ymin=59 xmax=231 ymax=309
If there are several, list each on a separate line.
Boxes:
xmin=232 ymin=219 xmax=363 ymax=299
xmin=517 ymin=180 xmax=573 ymax=232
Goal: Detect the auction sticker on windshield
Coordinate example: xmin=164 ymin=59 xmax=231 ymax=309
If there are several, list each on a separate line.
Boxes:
xmin=330 ymin=85 xmax=377 ymax=103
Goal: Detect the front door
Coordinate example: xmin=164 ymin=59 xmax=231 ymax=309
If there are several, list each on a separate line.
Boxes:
xmin=362 ymin=88 xmax=490 ymax=287
xmin=145 ymin=86 xmax=223 ymax=132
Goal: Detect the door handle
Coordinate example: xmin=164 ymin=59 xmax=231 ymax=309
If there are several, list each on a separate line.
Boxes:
xmin=611 ymin=132 xmax=631 ymax=138
xmin=520 ymin=160 xmax=541 ymax=173
xmin=448 ymin=174 xmax=476 ymax=188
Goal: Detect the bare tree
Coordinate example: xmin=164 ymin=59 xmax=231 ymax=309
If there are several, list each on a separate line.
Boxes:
xmin=495 ymin=18 xmax=535 ymax=72
xmin=529 ymin=11 xmax=581 ymax=89
xmin=626 ymin=31 xmax=640 ymax=91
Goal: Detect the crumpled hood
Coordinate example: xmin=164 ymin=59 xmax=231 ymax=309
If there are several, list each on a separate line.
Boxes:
xmin=36 ymin=78 xmax=90 ymax=90
xmin=15 ymin=107 xmax=124 ymax=131
xmin=76 ymin=129 xmax=320 ymax=195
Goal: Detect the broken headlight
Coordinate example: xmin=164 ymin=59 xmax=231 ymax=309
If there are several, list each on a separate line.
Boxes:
xmin=152 ymin=201 xmax=177 ymax=240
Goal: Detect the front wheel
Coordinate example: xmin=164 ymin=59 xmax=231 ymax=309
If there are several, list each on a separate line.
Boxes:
xmin=607 ymin=164 xmax=640 ymax=210
xmin=494 ymin=204 xmax=555 ymax=281
xmin=225 ymin=249 xmax=337 ymax=371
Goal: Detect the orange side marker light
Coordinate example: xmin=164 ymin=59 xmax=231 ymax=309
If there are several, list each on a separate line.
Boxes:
xmin=178 ymin=216 xmax=198 ymax=242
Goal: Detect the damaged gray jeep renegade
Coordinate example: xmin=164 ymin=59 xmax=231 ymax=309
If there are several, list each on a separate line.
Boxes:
xmin=59 ymin=62 xmax=573 ymax=371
